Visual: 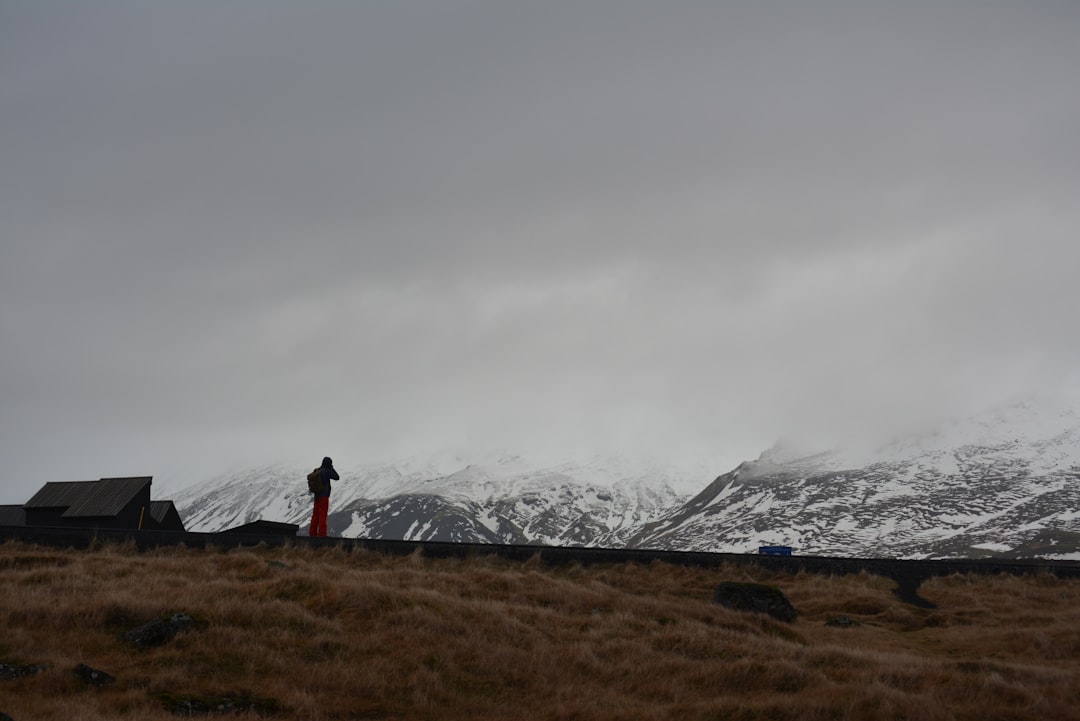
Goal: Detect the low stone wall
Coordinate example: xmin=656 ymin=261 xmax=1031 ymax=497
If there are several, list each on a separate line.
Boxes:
xmin=2 ymin=524 xmax=1077 ymax=608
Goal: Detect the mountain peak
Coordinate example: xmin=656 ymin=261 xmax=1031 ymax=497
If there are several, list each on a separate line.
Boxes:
xmin=629 ymin=396 xmax=1080 ymax=559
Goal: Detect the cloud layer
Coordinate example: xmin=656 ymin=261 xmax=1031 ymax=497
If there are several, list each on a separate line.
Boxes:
xmin=2 ymin=2 xmax=1079 ymax=498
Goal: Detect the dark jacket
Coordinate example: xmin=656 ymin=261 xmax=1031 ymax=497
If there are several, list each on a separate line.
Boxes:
xmin=315 ymin=457 xmax=339 ymax=498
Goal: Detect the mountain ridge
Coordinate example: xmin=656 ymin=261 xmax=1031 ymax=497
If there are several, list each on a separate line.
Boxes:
xmin=173 ymin=397 xmax=1080 ymax=559
xmin=173 ymin=452 xmax=708 ymax=547
xmin=629 ymin=397 xmax=1080 ymax=559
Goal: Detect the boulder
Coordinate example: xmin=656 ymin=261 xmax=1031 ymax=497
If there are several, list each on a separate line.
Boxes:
xmin=120 ymin=613 xmax=195 ymax=647
xmin=711 ymin=581 xmax=798 ymax=623
xmin=0 ymin=663 xmax=46 ymax=681
xmin=154 ymin=692 xmax=281 ymax=716
xmin=73 ymin=663 xmax=115 ymax=687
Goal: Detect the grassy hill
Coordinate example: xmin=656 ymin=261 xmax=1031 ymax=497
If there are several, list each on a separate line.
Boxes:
xmin=1 ymin=539 xmax=1078 ymax=720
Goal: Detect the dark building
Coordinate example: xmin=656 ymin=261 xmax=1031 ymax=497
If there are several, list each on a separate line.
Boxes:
xmin=221 ymin=520 xmax=300 ymax=537
xmin=0 ymin=505 xmax=26 ymax=527
xmin=11 ymin=477 xmax=186 ymax=532
xmin=149 ymin=500 xmax=185 ymax=531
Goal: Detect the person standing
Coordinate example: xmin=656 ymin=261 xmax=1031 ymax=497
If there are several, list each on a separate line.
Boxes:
xmin=307 ymin=456 xmax=339 ymax=537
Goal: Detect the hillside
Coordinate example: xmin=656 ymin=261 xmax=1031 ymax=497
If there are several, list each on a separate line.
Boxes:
xmin=631 ymin=397 xmax=1080 ymax=559
xmin=1 ymin=540 xmax=1078 ymax=720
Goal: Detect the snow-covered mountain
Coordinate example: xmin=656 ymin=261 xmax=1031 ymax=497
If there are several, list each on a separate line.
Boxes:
xmin=173 ymin=451 xmax=708 ymax=546
xmin=172 ymin=397 xmax=1080 ymax=559
xmin=629 ymin=397 xmax=1080 ymax=559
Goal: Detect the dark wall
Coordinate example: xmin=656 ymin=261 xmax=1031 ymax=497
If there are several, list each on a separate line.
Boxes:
xmin=24 ymin=508 xmax=68 ymax=528
xmin=151 ymin=506 xmax=186 ymax=532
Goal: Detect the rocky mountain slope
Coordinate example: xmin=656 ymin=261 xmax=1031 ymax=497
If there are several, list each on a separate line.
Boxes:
xmin=172 ymin=397 xmax=1080 ymax=559
xmin=630 ymin=398 xmax=1080 ymax=559
xmin=173 ymin=452 xmax=707 ymax=547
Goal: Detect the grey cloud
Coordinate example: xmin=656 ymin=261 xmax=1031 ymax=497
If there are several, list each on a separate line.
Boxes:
xmin=2 ymin=2 xmax=1079 ymax=499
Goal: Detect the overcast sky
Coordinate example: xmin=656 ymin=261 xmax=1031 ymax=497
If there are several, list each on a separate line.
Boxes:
xmin=2 ymin=1 xmax=1079 ymax=501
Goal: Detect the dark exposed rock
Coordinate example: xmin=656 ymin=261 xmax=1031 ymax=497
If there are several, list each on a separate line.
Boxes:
xmin=825 ymin=615 xmax=858 ymax=628
xmin=120 ymin=613 xmax=195 ymax=647
xmin=153 ymin=692 xmax=281 ymax=716
xmin=0 ymin=663 xmax=47 ymax=681
xmin=73 ymin=663 xmax=115 ymax=687
xmin=711 ymin=581 xmax=798 ymax=623
xmin=890 ymin=570 xmax=936 ymax=608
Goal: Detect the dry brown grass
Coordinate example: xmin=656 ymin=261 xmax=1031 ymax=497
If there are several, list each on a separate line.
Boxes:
xmin=1 ymin=540 xmax=1078 ymax=720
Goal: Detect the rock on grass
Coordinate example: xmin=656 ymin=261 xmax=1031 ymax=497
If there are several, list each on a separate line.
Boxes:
xmin=119 ymin=613 xmax=195 ymax=647
xmin=711 ymin=581 xmax=798 ymax=622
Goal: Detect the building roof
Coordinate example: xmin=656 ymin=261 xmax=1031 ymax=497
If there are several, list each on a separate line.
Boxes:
xmin=64 ymin=477 xmax=151 ymax=517
xmin=24 ymin=481 xmax=95 ymax=509
xmin=25 ymin=477 xmax=152 ymax=518
xmin=221 ymin=520 xmax=300 ymax=536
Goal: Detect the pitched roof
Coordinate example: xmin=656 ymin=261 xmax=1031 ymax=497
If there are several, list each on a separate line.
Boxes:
xmin=221 ymin=520 xmax=300 ymax=536
xmin=24 ymin=477 xmax=152 ymax=518
xmin=24 ymin=481 xmax=96 ymax=509
xmin=63 ymin=477 xmax=151 ymax=517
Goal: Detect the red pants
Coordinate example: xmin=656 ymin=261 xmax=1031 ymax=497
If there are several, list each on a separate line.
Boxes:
xmin=310 ymin=496 xmax=329 ymax=537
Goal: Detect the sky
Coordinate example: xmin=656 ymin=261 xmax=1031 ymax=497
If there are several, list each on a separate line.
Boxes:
xmin=2 ymin=1 xmax=1080 ymax=501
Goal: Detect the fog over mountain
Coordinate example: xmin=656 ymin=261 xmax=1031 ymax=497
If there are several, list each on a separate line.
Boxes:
xmin=173 ymin=396 xmax=1080 ymax=560
xmin=2 ymin=3 xmax=1079 ymax=502
xmin=631 ymin=396 xmax=1080 ymax=559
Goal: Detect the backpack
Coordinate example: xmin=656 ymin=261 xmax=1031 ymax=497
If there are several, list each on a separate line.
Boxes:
xmin=306 ymin=468 xmax=324 ymax=494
